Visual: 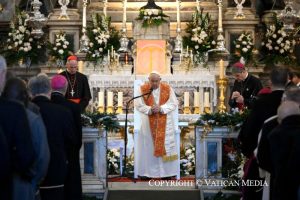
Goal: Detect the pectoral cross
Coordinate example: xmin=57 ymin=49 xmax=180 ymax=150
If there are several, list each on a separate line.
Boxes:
xmin=70 ymin=89 xmax=75 ymax=97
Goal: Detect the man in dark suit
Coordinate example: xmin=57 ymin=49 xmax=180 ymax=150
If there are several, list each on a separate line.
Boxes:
xmin=28 ymin=74 xmax=76 ymax=200
xmin=60 ymin=55 xmax=91 ymax=112
xmin=229 ymin=62 xmax=262 ymax=110
xmin=0 ymin=55 xmax=35 ymax=200
xmin=269 ymin=101 xmax=300 ymax=200
xmin=256 ymin=88 xmax=300 ymax=200
xmin=238 ymin=67 xmax=289 ymax=200
xmin=51 ymin=74 xmax=83 ymax=200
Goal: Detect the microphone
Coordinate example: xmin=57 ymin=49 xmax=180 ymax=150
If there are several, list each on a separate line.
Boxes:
xmin=146 ymin=87 xmax=153 ymax=100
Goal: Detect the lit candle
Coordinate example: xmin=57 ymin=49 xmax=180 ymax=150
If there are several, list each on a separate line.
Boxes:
xmin=184 ymin=92 xmax=189 ymax=107
xmin=204 ymin=91 xmax=210 ymax=107
xmin=194 ymin=92 xmax=200 ymax=107
xmin=122 ymin=0 xmax=127 ymax=28
xmin=107 ymin=91 xmax=113 ymax=107
xmin=118 ymin=92 xmax=123 ymax=107
xmin=219 ymin=59 xmax=224 ymax=79
xmin=78 ymin=60 xmax=84 ymax=73
xmin=176 ymin=0 xmax=181 ymax=27
xmin=98 ymin=91 xmax=104 ymax=107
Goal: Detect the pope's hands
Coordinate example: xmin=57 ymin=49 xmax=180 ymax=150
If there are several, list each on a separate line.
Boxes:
xmin=151 ymin=105 xmax=161 ymax=114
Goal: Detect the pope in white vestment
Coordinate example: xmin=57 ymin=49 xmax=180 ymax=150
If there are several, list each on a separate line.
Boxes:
xmin=135 ymin=72 xmax=179 ymax=178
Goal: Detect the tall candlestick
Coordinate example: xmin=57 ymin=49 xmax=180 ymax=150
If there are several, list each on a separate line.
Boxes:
xmin=204 ymin=91 xmax=210 ymax=107
xmin=78 ymin=60 xmax=84 ymax=73
xmin=196 ymin=0 xmax=200 ymax=12
xmin=118 ymin=92 xmax=123 ymax=107
xmin=219 ymin=59 xmax=224 ymax=79
xmin=122 ymin=0 xmax=127 ymax=28
xmin=176 ymin=0 xmax=181 ymax=28
xmin=184 ymin=92 xmax=189 ymax=107
xmin=107 ymin=91 xmax=113 ymax=107
xmin=98 ymin=91 xmax=104 ymax=107
xmin=103 ymin=0 xmax=107 ymax=17
xmin=82 ymin=0 xmax=87 ymax=28
xmin=194 ymin=92 xmax=200 ymax=107
xmin=218 ymin=0 xmax=223 ymax=33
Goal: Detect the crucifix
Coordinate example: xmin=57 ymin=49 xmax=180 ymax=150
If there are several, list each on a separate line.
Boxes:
xmin=70 ymin=89 xmax=75 ymax=97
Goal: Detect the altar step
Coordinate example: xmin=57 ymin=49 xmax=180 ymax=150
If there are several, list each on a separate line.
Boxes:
xmin=106 ymin=190 xmax=201 ymax=200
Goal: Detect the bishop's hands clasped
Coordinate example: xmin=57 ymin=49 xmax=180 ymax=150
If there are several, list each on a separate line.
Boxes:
xmin=231 ymin=91 xmax=244 ymax=104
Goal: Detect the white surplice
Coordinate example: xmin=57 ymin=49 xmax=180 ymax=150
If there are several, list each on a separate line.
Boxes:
xmin=135 ymin=85 xmax=179 ymax=178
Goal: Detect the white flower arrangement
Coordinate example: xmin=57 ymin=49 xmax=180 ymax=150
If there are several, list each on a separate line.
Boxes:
xmin=1 ymin=10 xmax=46 ymax=65
xmin=137 ymin=8 xmax=168 ymax=28
xmin=180 ymin=144 xmax=195 ymax=176
xmin=107 ymin=148 xmax=121 ymax=175
xmin=86 ymin=14 xmax=120 ymax=62
xmin=233 ymin=32 xmax=254 ymax=63
xmin=48 ymin=32 xmax=71 ymax=61
xmin=183 ymin=9 xmax=215 ymax=65
xmin=261 ymin=18 xmax=296 ymax=65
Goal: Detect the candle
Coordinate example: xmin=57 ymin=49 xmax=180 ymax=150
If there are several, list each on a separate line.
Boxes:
xmin=219 ymin=59 xmax=224 ymax=79
xmin=184 ymin=92 xmax=189 ymax=107
xmin=190 ymin=50 xmax=193 ymax=62
xmin=194 ymin=92 xmax=200 ymax=107
xmin=196 ymin=0 xmax=200 ymax=12
xmin=78 ymin=61 xmax=84 ymax=73
xmin=82 ymin=0 xmax=87 ymax=28
xmin=118 ymin=92 xmax=123 ymax=107
xmin=218 ymin=0 xmax=222 ymax=31
xmin=204 ymin=91 xmax=210 ymax=107
xmin=107 ymin=91 xmax=113 ymax=107
xmin=176 ymin=0 xmax=181 ymax=27
xmin=103 ymin=0 xmax=107 ymax=17
xmin=122 ymin=0 xmax=127 ymax=28
xmin=98 ymin=92 xmax=104 ymax=107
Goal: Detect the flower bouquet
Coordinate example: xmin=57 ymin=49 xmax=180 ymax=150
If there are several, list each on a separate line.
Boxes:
xmin=136 ymin=8 xmax=168 ymax=28
xmin=261 ymin=16 xmax=296 ymax=66
xmin=85 ymin=14 xmax=120 ymax=62
xmin=180 ymin=144 xmax=195 ymax=176
xmin=48 ymin=32 xmax=72 ymax=66
xmin=107 ymin=148 xmax=120 ymax=175
xmin=1 ymin=10 xmax=46 ymax=66
xmin=183 ymin=9 xmax=216 ymax=65
xmin=233 ymin=32 xmax=254 ymax=64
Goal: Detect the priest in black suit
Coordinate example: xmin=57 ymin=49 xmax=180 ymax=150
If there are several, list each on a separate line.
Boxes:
xmin=229 ymin=62 xmax=262 ymax=110
xmin=28 ymin=74 xmax=76 ymax=200
xmin=60 ymin=55 xmax=91 ymax=112
xmin=51 ymin=74 xmax=83 ymax=200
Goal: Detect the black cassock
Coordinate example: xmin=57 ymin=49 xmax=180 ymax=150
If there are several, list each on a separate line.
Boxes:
xmin=228 ymin=74 xmax=262 ymax=110
xmin=51 ymin=92 xmax=83 ymax=200
xmin=61 ymin=71 xmax=92 ymax=112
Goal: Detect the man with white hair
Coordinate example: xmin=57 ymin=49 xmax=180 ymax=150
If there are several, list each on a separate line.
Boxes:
xmin=0 ymin=55 xmax=35 ymax=199
xmin=135 ymin=71 xmax=179 ymax=178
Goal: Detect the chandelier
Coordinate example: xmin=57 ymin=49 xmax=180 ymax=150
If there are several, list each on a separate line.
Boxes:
xmin=27 ymin=0 xmax=48 ymax=39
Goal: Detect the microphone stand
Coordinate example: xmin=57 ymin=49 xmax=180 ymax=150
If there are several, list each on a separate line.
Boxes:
xmin=122 ymin=90 xmax=152 ymax=177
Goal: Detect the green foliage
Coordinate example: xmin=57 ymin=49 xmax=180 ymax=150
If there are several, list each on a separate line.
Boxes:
xmin=81 ymin=112 xmax=120 ymax=132
xmin=194 ymin=109 xmax=250 ymax=129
